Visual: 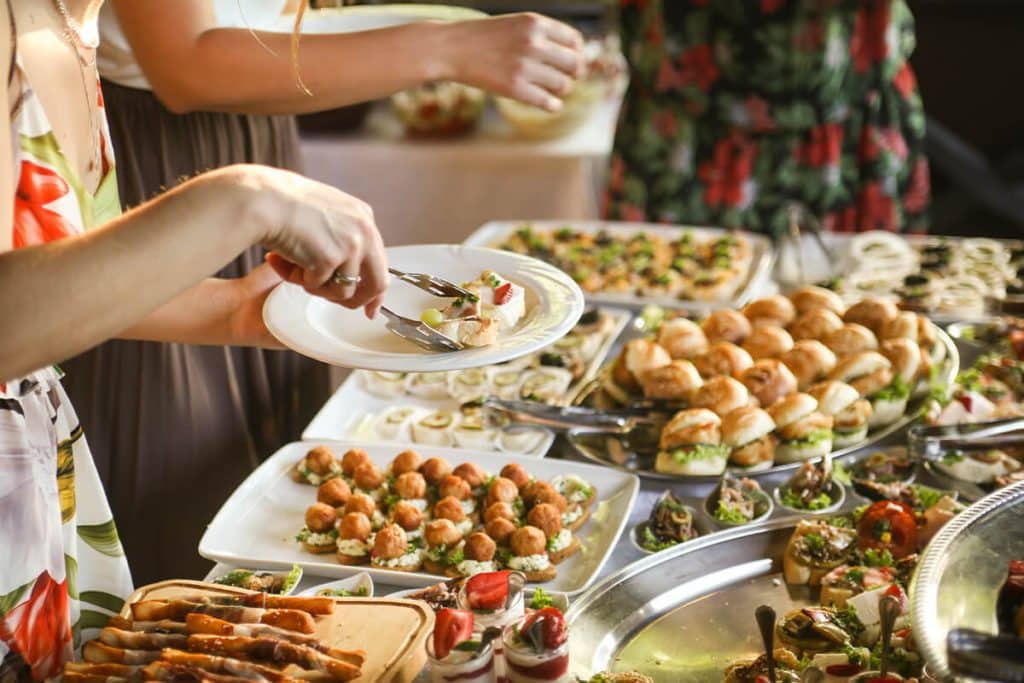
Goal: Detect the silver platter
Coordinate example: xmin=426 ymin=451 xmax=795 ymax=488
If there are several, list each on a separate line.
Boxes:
xmin=568 ymin=323 xmax=959 ymax=481
xmin=566 ymin=518 xmax=808 ymax=681
xmin=910 ymin=478 xmax=1024 ymax=682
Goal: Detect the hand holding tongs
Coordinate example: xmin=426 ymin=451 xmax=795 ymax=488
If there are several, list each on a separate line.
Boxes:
xmin=907 ymin=416 xmax=1024 ymax=463
xmin=477 ymin=396 xmax=661 ymax=436
xmin=379 ymin=268 xmax=478 ymax=353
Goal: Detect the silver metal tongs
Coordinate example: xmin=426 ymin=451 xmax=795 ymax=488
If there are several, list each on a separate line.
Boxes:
xmin=907 ymin=416 xmax=1024 ymax=463
xmin=477 ymin=396 xmax=663 ymax=437
xmin=380 ymin=268 xmax=479 ymax=353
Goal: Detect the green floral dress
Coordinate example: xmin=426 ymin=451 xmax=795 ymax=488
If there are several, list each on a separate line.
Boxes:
xmin=604 ymin=0 xmax=931 ymax=235
xmin=0 ymin=52 xmax=132 ymax=680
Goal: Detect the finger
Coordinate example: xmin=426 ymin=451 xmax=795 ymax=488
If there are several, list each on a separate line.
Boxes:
xmin=539 ymin=17 xmax=583 ymax=50
xmin=266 ymin=252 xmax=304 ymax=286
xmin=535 ymin=41 xmax=585 ymax=79
xmin=321 ymin=255 xmax=362 ymax=304
xmin=364 ymin=293 xmax=385 ymax=320
xmin=510 ymin=79 xmax=563 ymax=112
xmin=351 ymin=231 xmax=389 ymax=310
xmin=523 ymin=60 xmax=576 ymax=98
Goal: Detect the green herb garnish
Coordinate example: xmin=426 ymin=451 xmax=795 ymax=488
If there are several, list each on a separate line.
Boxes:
xmin=530 ymin=588 xmax=554 ymax=610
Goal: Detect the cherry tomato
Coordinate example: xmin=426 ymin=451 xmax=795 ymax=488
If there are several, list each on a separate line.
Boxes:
xmin=521 ymin=606 xmax=568 ymax=650
xmin=465 ymin=571 xmax=511 ymax=611
xmin=857 ymin=501 xmax=918 ymax=559
xmin=826 ymin=664 xmax=863 ymax=676
xmin=494 ymin=282 xmax=513 ymax=305
xmin=433 ymin=608 xmax=474 ymax=660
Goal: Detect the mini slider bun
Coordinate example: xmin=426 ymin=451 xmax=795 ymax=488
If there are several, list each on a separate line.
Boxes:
xmin=742 ymin=295 xmax=797 ymax=328
xmin=787 ymin=285 xmax=845 ymax=316
xmin=830 ymin=351 xmax=893 ymax=397
xmin=611 ymin=339 xmax=672 ymax=396
xmin=693 ymin=376 xmax=752 ymax=417
xmin=642 ymin=360 xmax=703 ymax=402
xmin=780 ymin=340 xmax=837 ymax=390
xmin=767 ymin=393 xmax=834 ymax=464
xmin=701 ymin=309 xmax=752 ymax=345
xmin=656 ymin=318 xmax=709 ymax=360
xmin=806 ymin=381 xmax=859 ymax=417
xmin=722 ymin=406 xmax=777 ymax=471
xmin=842 ymin=297 xmax=899 ymax=337
xmin=810 ymin=380 xmax=873 ymax=448
xmin=788 ymin=308 xmax=844 ymax=342
xmin=695 ymin=341 xmax=753 ymax=379
xmin=823 ymin=323 xmax=878 ymax=357
xmin=880 ymin=311 xmax=919 ymax=342
xmin=740 ymin=359 xmax=798 ymax=408
xmin=741 ymin=326 xmax=794 ymax=360
xmin=881 ymin=338 xmax=922 ymax=384
xmin=655 ymin=408 xmax=728 ymax=476
xmin=830 ymin=351 xmax=905 ymax=429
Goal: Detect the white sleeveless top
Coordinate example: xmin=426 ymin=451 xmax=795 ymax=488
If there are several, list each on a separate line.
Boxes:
xmin=97 ymin=1 xmax=289 ymax=90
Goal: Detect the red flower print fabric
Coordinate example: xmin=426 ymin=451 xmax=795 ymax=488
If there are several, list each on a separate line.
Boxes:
xmin=606 ymin=0 xmax=930 ymax=235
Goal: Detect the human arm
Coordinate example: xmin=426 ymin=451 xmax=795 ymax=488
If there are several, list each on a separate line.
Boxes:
xmin=110 ymin=1 xmax=584 ymax=115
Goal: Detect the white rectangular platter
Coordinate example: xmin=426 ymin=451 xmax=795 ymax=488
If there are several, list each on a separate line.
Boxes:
xmin=199 ymin=440 xmax=640 ymax=595
xmin=301 ymin=308 xmax=632 ymax=458
xmin=463 ymin=220 xmax=775 ymax=312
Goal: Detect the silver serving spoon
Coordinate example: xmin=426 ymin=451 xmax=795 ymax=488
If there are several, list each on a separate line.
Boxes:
xmin=756 ymin=604 xmax=777 ymax=683
xmin=879 ymin=594 xmax=901 ymax=679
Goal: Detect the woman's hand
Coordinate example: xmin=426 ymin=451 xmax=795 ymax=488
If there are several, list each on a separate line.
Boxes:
xmin=232 ymin=165 xmax=389 ymax=319
xmin=441 ymin=13 xmax=585 ymax=112
xmin=226 ymin=264 xmax=286 ymax=349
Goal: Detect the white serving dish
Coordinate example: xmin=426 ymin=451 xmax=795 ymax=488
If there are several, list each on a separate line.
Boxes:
xmin=199 ymin=441 xmax=639 ymax=595
xmin=462 ymin=220 xmax=776 ymax=313
xmin=299 ymin=572 xmax=375 ymax=598
xmin=300 ymin=308 xmax=632 ymax=457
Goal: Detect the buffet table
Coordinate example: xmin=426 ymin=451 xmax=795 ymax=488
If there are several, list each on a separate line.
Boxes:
xmin=298 ymin=97 xmax=622 ymax=248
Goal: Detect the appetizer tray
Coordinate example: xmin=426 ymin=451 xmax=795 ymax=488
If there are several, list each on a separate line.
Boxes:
xmin=784 ymin=232 xmax=1024 ymax=323
xmin=463 ymin=220 xmax=775 ymax=312
xmin=911 ymin=479 xmax=1024 ymax=681
xmin=568 ymin=321 xmax=959 ymax=481
xmin=199 ymin=441 xmax=639 ymax=595
xmin=301 ymin=308 xmax=632 ymax=457
xmin=114 ymin=579 xmax=433 ymax=682
xmin=566 ymin=518 xmax=806 ymax=681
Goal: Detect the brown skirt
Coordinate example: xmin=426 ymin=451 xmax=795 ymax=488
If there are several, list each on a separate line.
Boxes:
xmin=60 ymin=80 xmax=331 ymax=584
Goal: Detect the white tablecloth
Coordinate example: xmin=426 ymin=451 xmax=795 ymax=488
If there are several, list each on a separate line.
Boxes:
xmin=299 ymin=97 xmax=621 ymax=248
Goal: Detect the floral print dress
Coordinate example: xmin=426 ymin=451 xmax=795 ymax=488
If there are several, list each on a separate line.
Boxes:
xmin=604 ymin=0 xmax=931 ymax=235
xmin=0 ymin=53 xmax=132 ymax=681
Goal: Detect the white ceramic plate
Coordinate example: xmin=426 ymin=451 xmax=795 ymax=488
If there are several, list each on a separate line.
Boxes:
xmin=263 ymin=245 xmax=585 ymax=372
xmin=299 ymin=573 xmax=374 ymax=598
xmin=299 ymin=307 xmax=633 ymax=457
xmin=198 ymin=441 xmax=639 ymax=595
xmin=463 ymin=221 xmax=776 ymax=313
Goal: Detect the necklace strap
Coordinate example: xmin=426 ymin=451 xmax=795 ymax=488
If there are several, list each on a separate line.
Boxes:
xmin=52 ymin=0 xmax=99 ymax=50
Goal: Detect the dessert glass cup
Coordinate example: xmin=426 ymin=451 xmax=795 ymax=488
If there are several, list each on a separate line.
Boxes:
xmin=457 ymin=572 xmax=526 ymax=634
xmin=502 ymin=617 xmax=571 ymax=683
xmin=425 ymin=637 xmax=496 ymax=683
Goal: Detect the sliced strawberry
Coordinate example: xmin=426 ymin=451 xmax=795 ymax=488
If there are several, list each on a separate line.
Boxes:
xmin=434 ymin=608 xmax=475 ymax=660
xmin=493 ymin=282 xmax=513 ymax=305
xmin=465 ymin=571 xmax=511 ymax=611
xmin=521 ymin=606 xmax=568 ymax=651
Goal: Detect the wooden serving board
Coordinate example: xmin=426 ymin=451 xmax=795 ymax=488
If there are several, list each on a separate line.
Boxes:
xmin=122 ymin=580 xmax=434 ymax=682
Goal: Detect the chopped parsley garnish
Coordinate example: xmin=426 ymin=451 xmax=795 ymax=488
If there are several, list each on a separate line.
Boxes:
xmin=714 ymin=500 xmax=750 ymax=524
xmin=861 ymin=547 xmax=895 ymax=567
xmin=639 ymin=525 xmax=680 ymax=552
xmin=804 ymin=532 xmax=826 ymax=554
xmin=530 ymin=588 xmax=554 ymax=610
xmin=832 ymin=605 xmax=865 ymax=639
